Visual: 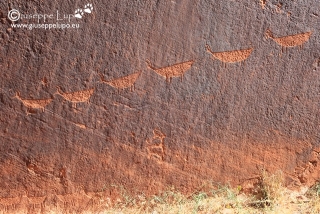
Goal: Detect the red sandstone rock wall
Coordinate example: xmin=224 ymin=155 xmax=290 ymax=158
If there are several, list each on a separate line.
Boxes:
xmin=0 ymin=0 xmax=320 ymax=211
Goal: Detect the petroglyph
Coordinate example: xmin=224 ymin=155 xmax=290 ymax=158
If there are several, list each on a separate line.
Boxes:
xmin=201 ymin=94 xmax=215 ymax=101
xmin=146 ymin=60 xmax=194 ymax=82
xmin=0 ymin=196 xmax=21 ymax=211
xmin=26 ymin=161 xmax=40 ymax=175
xmin=100 ymin=71 xmax=141 ymax=91
xmin=26 ymin=195 xmax=46 ymax=208
xmin=56 ymin=190 xmax=92 ymax=207
xmin=56 ymin=87 xmax=94 ymax=107
xmin=13 ymin=92 xmax=52 ymax=112
xmin=260 ymin=0 xmax=266 ymax=9
xmin=146 ymin=129 xmax=166 ymax=161
xmin=75 ymin=123 xmax=86 ymax=129
xmin=206 ymin=45 xmax=253 ymax=65
xmin=275 ymin=3 xmax=283 ymax=13
xmin=41 ymin=77 xmax=48 ymax=86
xmin=56 ymin=194 xmax=76 ymax=207
xmin=266 ymin=30 xmax=311 ymax=49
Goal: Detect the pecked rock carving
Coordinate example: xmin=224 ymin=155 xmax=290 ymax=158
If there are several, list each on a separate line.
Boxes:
xmin=100 ymin=71 xmax=141 ymax=91
xmin=13 ymin=92 xmax=53 ymax=113
xmin=146 ymin=60 xmax=194 ymax=82
xmin=146 ymin=129 xmax=166 ymax=161
xmin=56 ymin=87 xmax=94 ymax=107
xmin=266 ymin=29 xmax=312 ymax=49
xmin=0 ymin=196 xmax=21 ymax=211
xmin=26 ymin=195 xmax=46 ymax=208
xmin=206 ymin=45 xmax=253 ymax=67
xmin=2 ymin=0 xmax=320 ymax=212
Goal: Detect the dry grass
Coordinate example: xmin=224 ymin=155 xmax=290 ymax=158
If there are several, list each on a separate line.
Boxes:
xmin=4 ymin=171 xmax=320 ymax=213
xmin=99 ymin=171 xmax=320 ymax=214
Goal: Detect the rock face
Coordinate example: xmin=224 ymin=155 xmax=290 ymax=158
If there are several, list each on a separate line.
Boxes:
xmin=1 ymin=0 xmax=320 ymax=211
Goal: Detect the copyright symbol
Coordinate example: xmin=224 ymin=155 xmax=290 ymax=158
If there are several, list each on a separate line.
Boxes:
xmin=8 ymin=9 xmax=20 ymax=21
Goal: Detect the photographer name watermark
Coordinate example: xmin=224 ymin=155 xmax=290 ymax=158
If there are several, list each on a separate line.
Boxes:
xmin=8 ymin=3 xmax=93 ymax=30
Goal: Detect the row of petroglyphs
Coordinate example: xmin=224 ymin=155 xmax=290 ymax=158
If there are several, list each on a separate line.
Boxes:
xmin=0 ymin=195 xmax=46 ymax=211
xmin=12 ymin=29 xmax=312 ymax=113
xmin=13 ymin=88 xmax=94 ymax=113
xmin=0 ymin=190 xmax=106 ymax=211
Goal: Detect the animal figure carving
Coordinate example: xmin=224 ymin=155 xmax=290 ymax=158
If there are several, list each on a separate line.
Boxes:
xmin=146 ymin=60 xmax=194 ymax=82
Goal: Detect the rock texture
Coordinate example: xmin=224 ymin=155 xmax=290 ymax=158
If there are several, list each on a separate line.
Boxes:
xmin=1 ymin=0 xmax=320 ymax=212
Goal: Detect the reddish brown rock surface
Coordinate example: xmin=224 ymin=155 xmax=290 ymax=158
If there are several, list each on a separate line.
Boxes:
xmin=1 ymin=0 xmax=320 ymax=212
